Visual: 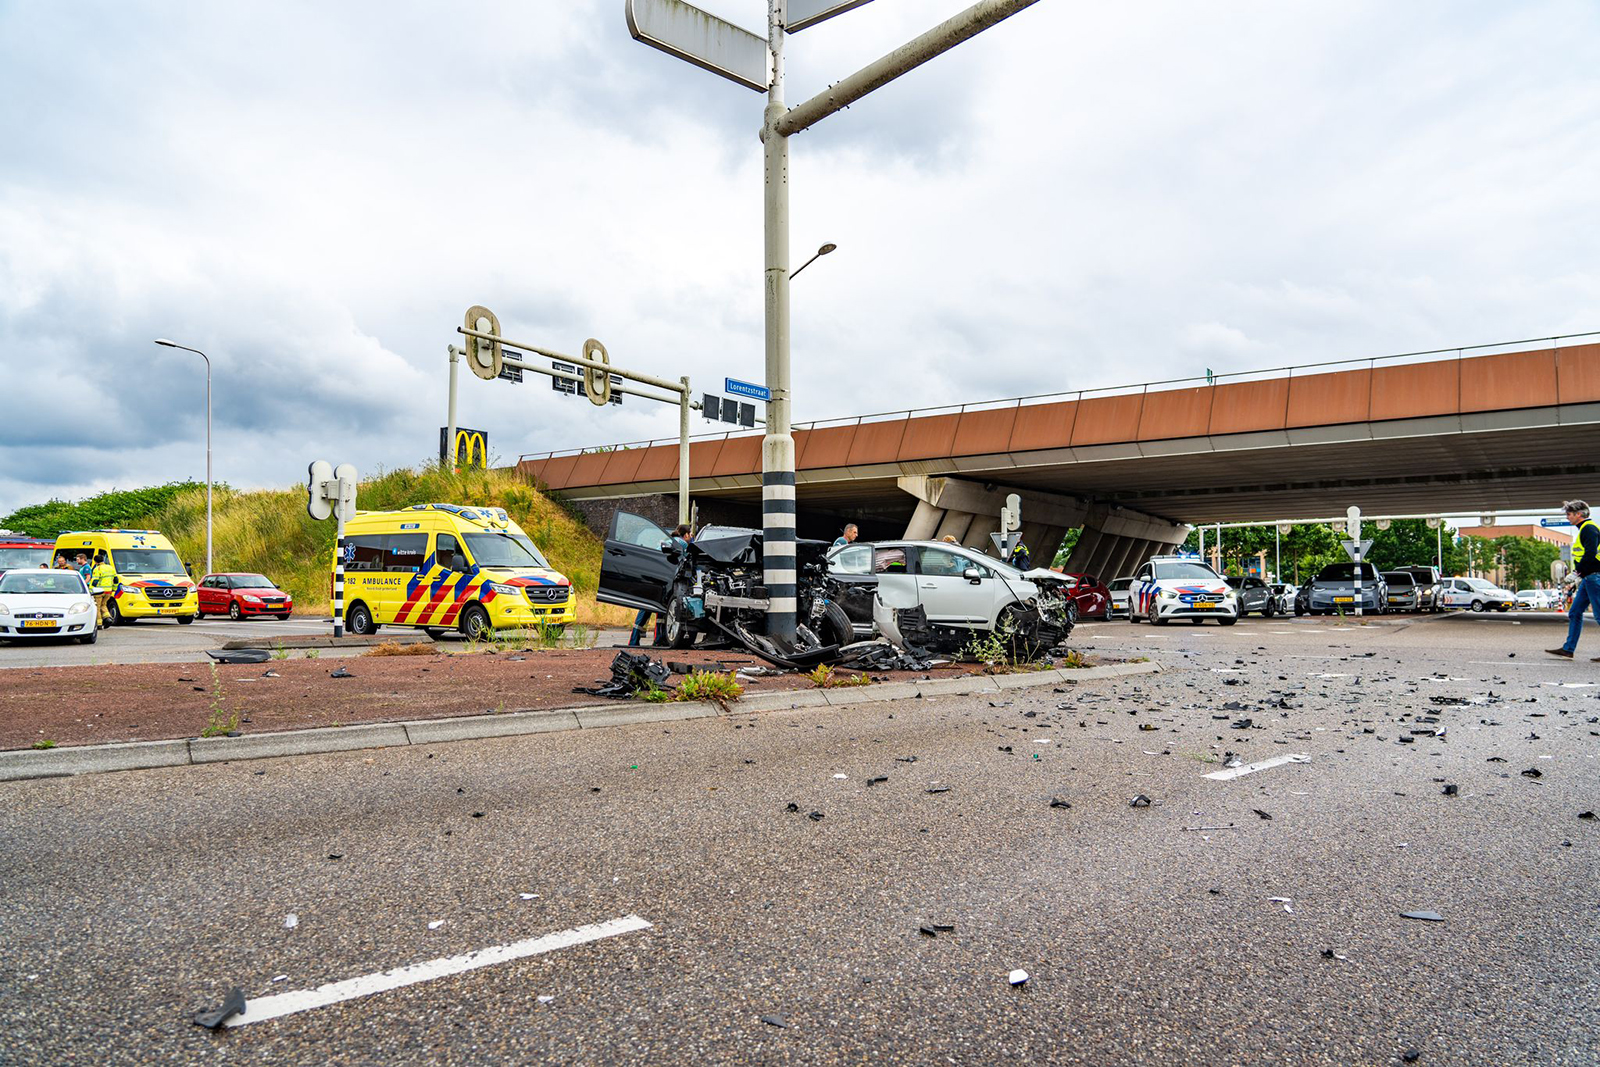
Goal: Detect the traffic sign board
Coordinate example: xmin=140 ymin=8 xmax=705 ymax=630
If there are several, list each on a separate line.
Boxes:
xmin=1541 ymin=517 xmax=1574 ymax=528
xmin=625 ymin=0 xmax=769 ymax=92
xmin=725 ymin=377 xmax=770 ymax=402
xmin=788 ymin=0 xmax=875 ymax=32
xmin=1341 ymin=538 xmax=1373 ymax=561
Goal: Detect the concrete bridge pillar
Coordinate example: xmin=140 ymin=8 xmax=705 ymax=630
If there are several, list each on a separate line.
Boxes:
xmin=1063 ymin=505 xmax=1189 ymax=578
xmin=897 ymin=477 xmax=1092 ymax=563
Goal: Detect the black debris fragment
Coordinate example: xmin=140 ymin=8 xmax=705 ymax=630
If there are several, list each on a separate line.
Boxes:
xmin=1049 ymin=796 xmax=1072 ymax=809
xmin=760 ymin=1014 xmax=788 ymax=1028
xmin=1441 ymin=784 xmax=1458 ymax=797
xmin=926 ymin=786 xmax=951 ymax=794
xmin=1521 ymin=767 xmax=1543 ymax=779
xmin=785 ymin=802 xmax=800 ymax=813
xmin=808 ymin=811 xmax=824 ymax=821
xmin=327 ymin=853 xmax=342 ymax=860
xmin=1252 ymin=809 xmax=1272 ymax=820
xmin=1402 ymin=1048 xmax=1421 ymax=1063
xmin=1129 ymin=795 xmax=1151 ymax=808
xmin=1230 ymin=718 xmax=1253 ymax=729
xmin=895 ymin=756 xmax=919 ymax=763
xmin=574 ymin=652 xmax=671 ymax=698
xmin=192 ymin=986 xmax=246 ymax=1030
xmin=918 ymin=925 xmax=938 ymax=937
xmin=205 ymin=649 xmax=270 ymax=664
xmin=1579 ymin=811 xmax=1596 ymax=821
xmin=866 ymin=776 xmax=889 ymax=787
xmin=1400 ymin=910 xmax=1445 ymax=922
xmin=931 ymin=923 xmax=955 ymax=933
xmin=329 ymin=667 xmax=354 ymax=679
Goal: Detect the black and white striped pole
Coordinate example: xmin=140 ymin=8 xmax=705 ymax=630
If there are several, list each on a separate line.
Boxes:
xmin=308 ymin=461 xmax=358 ymax=639
xmin=1347 ymin=506 xmax=1362 ymax=618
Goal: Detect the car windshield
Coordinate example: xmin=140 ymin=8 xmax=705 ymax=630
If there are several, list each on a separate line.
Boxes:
xmin=0 ymin=547 xmax=53 ymax=571
xmin=1109 ymin=579 xmax=1132 ymax=591
xmin=1315 ymin=563 xmax=1378 ymax=582
xmin=231 ymin=575 xmax=275 ymax=588
xmin=0 ymin=571 xmax=87 ymax=594
xmin=463 ymin=532 xmax=549 ymax=569
xmin=1151 ymin=561 xmax=1221 ymax=580
xmin=112 ymin=548 xmax=185 ymax=575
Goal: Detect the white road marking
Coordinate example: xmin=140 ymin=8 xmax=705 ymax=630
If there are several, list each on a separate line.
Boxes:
xmin=1203 ymin=754 xmax=1310 ymax=781
xmin=224 ymin=914 xmax=652 ymax=1027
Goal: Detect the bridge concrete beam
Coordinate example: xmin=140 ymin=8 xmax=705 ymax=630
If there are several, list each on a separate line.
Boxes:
xmin=1064 ymin=504 xmax=1189 ymax=579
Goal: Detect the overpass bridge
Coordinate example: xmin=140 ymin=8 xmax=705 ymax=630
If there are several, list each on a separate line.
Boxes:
xmin=519 ymin=335 xmax=1600 ymax=578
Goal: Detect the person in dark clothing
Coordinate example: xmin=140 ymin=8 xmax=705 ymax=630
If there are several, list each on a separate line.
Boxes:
xmin=1008 ymin=540 xmax=1031 ymax=570
xmin=832 ymin=524 xmax=858 ymax=548
xmin=629 ymin=524 xmax=691 ymax=647
xmin=1548 ymin=500 xmax=1600 ymax=659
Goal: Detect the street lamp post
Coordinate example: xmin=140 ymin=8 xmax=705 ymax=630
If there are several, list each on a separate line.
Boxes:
xmin=789 ymin=242 xmax=836 ymax=280
xmin=154 ymin=339 xmax=212 ymax=576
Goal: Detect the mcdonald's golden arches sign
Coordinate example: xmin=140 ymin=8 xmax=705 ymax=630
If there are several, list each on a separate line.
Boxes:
xmin=439 ymin=427 xmax=489 ymax=470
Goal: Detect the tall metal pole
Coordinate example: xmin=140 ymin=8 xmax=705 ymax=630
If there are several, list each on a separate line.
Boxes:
xmin=761 ymin=0 xmax=797 ymax=644
xmin=203 ymin=352 xmax=212 ymax=577
xmin=446 ymin=345 xmax=460 ymax=471
xmin=678 ymin=376 xmax=691 ymax=525
xmin=1275 ymin=526 xmax=1281 ymax=583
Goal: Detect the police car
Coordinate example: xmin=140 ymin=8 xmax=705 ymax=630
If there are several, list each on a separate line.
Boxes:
xmin=1128 ymin=555 xmax=1238 ymax=625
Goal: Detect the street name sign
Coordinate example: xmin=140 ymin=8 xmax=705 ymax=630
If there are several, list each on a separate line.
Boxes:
xmin=725 ymin=377 xmax=771 ymax=402
xmin=1541 ymin=517 xmax=1574 ymax=528
xmin=787 ymin=0 xmax=875 ymax=32
xmin=625 ymin=0 xmax=769 ymax=92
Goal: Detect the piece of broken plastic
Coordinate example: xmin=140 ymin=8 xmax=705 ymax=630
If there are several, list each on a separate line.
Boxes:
xmin=1400 ymin=910 xmax=1444 ymax=922
xmin=1129 ymin=794 xmax=1151 ymax=808
xmin=193 ymin=986 xmax=247 ymax=1029
xmin=760 ymin=1014 xmax=788 ymax=1027
xmin=1008 ymin=969 xmax=1030 ymax=986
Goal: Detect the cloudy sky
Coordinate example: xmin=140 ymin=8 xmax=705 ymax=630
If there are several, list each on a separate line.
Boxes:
xmin=2 ymin=0 xmax=1597 ymax=515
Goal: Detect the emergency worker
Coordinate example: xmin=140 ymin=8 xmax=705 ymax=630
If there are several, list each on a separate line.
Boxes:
xmin=629 ymin=524 xmax=691 ymax=647
xmin=75 ymin=552 xmax=93 ymax=585
xmin=1548 ymin=499 xmax=1600 ymax=659
xmin=1008 ymin=540 xmax=1032 ymax=570
xmin=90 ymin=551 xmax=118 ymax=626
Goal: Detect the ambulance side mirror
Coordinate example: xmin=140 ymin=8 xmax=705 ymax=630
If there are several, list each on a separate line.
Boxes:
xmin=185 ymin=562 xmax=194 ymax=577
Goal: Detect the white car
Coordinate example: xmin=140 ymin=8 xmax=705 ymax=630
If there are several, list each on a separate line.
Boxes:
xmin=1107 ymin=577 xmax=1135 ymax=619
xmin=1437 ymin=577 xmax=1515 ymax=612
xmin=0 ymin=568 xmax=98 ymax=643
xmin=1515 ymin=589 xmax=1559 ymax=610
xmin=871 ymin=540 xmax=1075 ymax=652
xmin=1129 ymin=555 xmax=1238 ymax=625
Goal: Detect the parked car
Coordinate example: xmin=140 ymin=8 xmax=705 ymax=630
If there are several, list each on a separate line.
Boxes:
xmin=1514 ymin=589 xmax=1558 ymax=610
xmin=1437 ymin=576 xmax=1515 ymax=612
xmin=197 ymin=573 xmax=294 ymax=620
xmin=1394 ymin=565 xmax=1442 ymax=611
xmin=1305 ymin=562 xmax=1388 ymax=615
xmin=1058 ymin=572 xmax=1111 ymax=620
xmin=871 ymin=541 xmax=1076 ymax=653
xmin=1269 ymin=582 xmax=1297 ymax=615
xmin=1224 ymin=575 xmax=1278 ymax=616
xmin=1107 ymin=577 xmax=1135 ymax=619
xmin=1294 ymin=579 xmax=1313 ymax=615
xmin=1382 ymin=570 xmax=1421 ymax=612
xmin=1129 ymin=556 xmax=1238 ymax=625
xmin=0 ymin=568 xmax=97 ymax=643
xmin=0 ymin=534 xmax=56 ymax=578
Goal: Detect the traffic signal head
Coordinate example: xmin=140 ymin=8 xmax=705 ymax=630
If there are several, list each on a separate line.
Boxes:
xmin=464 ymin=305 xmax=502 ymax=381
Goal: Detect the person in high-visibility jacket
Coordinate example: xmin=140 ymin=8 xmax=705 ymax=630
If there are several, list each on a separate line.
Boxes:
xmin=90 ymin=552 xmax=118 ymax=626
xmin=1549 ymin=499 xmax=1600 ymax=659
xmin=1008 ymin=540 xmax=1031 ymax=571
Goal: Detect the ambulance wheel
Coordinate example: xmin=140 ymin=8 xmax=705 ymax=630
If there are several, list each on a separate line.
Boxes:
xmin=347 ymin=602 xmax=378 ymax=636
xmin=460 ymin=604 xmax=492 ymax=642
xmin=228 ymin=602 xmax=242 ymax=621
xmin=177 ymin=614 xmax=195 ymax=625
xmin=106 ymin=601 xmax=123 ymax=626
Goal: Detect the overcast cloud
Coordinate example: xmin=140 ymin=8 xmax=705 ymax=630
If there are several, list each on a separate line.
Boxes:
xmin=2 ymin=0 xmax=1597 ymax=514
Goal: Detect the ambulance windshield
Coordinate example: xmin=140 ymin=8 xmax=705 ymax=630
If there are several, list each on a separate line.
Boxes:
xmin=463 ymin=532 xmax=549 ymax=569
xmin=112 ymin=548 xmax=185 ymax=575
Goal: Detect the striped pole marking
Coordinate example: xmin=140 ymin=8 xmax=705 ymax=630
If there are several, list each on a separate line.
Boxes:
xmin=763 ymin=470 xmax=798 ymax=624
xmin=332 ymin=531 xmax=345 ymax=639
xmin=223 ymin=914 xmax=651 ymax=1027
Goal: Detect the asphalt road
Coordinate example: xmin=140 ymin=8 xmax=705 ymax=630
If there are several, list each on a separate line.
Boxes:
xmin=0 ymin=615 xmax=339 ymax=669
xmin=1 ymin=613 xmax=1596 ymax=1065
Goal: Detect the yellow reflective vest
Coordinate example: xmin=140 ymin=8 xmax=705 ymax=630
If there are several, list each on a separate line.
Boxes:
xmin=1573 ymin=520 xmax=1598 ymax=565
xmin=90 ymin=562 xmax=118 ymax=591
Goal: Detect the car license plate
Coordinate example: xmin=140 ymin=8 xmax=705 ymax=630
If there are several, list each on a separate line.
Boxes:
xmin=22 ymin=619 xmax=55 ymax=629
xmin=1195 ymin=601 xmax=1217 ymax=609
xmin=159 ymin=606 xmax=179 ymax=613
xmin=1334 ymin=596 xmax=1354 ymax=603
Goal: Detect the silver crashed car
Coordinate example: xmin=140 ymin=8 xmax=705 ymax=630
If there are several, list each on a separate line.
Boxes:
xmin=870 ymin=541 xmax=1075 ymax=654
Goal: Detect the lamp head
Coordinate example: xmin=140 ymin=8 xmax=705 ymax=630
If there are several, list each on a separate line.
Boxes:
xmin=154 ymin=338 xmax=176 ymax=347
xmin=818 ymin=243 xmax=837 ymax=255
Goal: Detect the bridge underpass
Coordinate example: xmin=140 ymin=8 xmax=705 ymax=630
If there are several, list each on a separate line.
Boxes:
xmin=521 ymin=338 xmax=1600 ymax=575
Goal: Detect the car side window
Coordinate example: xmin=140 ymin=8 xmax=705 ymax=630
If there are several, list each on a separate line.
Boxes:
xmin=437 ymin=533 xmax=461 ymax=571
xmin=613 ymin=512 xmax=669 ymax=549
xmin=831 ymin=545 xmax=872 ymax=575
xmin=873 ymin=548 xmax=907 ymax=574
xmin=346 ymin=534 xmax=386 ymax=572
xmin=1136 ymin=565 xmax=1152 ymax=582
xmin=387 ymin=534 xmax=427 ymax=572
xmin=916 ymin=547 xmax=981 ymax=577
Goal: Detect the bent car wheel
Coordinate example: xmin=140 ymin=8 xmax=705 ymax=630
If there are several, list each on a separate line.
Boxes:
xmin=820 ymin=600 xmax=853 ymax=649
xmin=460 ymin=605 xmax=492 ymax=641
xmin=347 ymin=602 xmax=377 ymax=636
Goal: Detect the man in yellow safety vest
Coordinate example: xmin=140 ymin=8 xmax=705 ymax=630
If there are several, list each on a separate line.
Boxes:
xmin=1548 ymin=499 xmax=1600 ymax=659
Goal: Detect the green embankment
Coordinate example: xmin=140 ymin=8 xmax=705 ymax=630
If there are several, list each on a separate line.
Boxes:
xmin=1 ymin=468 xmax=630 ymax=626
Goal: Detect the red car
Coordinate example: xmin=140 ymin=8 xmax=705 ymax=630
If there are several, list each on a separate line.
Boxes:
xmin=196 ymin=573 xmax=294 ymax=620
xmin=1058 ymin=572 xmax=1112 ymax=620
xmin=0 ymin=535 xmax=56 ymax=577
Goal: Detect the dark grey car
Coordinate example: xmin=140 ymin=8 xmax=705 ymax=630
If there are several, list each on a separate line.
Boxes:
xmin=1225 ymin=575 xmax=1277 ymax=616
xmin=1306 ymin=562 xmax=1388 ymax=614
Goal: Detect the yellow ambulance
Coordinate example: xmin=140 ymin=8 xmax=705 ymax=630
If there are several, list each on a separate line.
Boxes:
xmin=336 ymin=504 xmax=574 ymax=639
xmin=53 ymin=529 xmax=199 ymax=624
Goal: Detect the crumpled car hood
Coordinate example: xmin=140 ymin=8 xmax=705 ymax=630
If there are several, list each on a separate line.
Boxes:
xmin=687 ymin=526 xmax=830 ymax=568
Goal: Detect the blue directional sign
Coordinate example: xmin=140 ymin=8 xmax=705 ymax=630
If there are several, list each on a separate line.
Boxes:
xmin=1541 ymin=518 xmax=1574 ymax=528
xmin=725 ymin=377 xmax=770 ymax=402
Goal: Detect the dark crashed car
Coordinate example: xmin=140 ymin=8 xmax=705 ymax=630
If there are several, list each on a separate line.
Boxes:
xmin=598 ymin=512 xmax=856 ymax=659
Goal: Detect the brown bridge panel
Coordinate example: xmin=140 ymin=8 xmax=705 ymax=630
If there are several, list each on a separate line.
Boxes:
xmin=952 ymin=407 xmax=1019 ymax=457
xmin=898 ymin=413 xmax=960 ymax=460
xmin=1557 ymin=343 xmax=1600 ymax=404
xmin=1287 ymin=368 xmax=1370 ymax=428
xmin=1137 ymin=385 xmax=1212 ymax=442
xmin=599 ymin=447 xmax=648 ymax=486
xmin=1370 ymin=362 xmax=1459 ymax=422
xmin=1208 ymin=379 xmax=1290 ymax=436
xmin=519 ymin=457 xmax=551 ymax=485
xmin=1071 ymin=393 xmax=1145 ymax=446
xmin=540 ymin=454 xmax=581 ymax=491
xmin=1461 ymin=349 xmax=1558 ymax=413
xmin=634 ymin=443 xmax=679 ymax=483
xmin=567 ymin=451 xmax=613 ymax=488
xmin=1008 ymin=399 xmax=1077 ymax=452
xmin=798 ymin=425 xmax=855 ymax=469
xmin=846 ymin=419 xmax=909 ymax=466
xmin=689 ymin=439 xmax=725 ymax=479
xmin=711 ymin=435 xmax=762 ymax=477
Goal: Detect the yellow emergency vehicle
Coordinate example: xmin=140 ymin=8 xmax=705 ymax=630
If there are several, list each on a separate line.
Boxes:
xmin=53 ymin=529 xmax=199 ymax=625
xmin=336 ymin=504 xmax=574 ymax=639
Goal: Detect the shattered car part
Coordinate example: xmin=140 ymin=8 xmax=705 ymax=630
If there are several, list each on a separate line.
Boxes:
xmin=193 ymin=986 xmax=247 ymax=1029
xmin=573 ymin=651 xmax=671 ymax=698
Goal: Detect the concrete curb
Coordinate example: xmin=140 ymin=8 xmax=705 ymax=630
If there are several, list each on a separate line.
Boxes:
xmin=221 ymin=633 xmax=432 ymax=651
xmin=0 ymin=660 xmax=1160 ymax=783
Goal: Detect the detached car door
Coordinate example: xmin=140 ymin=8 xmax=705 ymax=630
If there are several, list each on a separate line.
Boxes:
xmin=598 ymin=512 xmax=680 ymax=612
xmin=825 ymin=543 xmax=877 ymax=631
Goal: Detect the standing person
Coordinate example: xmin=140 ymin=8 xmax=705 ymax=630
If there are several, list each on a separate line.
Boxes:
xmin=629 ymin=524 xmax=691 ymax=647
xmin=74 ymin=552 xmax=93 ymax=585
xmin=1008 ymin=539 xmax=1032 ymax=571
xmin=90 ymin=551 xmax=118 ymax=626
xmin=52 ymin=554 xmax=71 ymax=570
xmin=1547 ymin=500 xmax=1600 ymax=659
xmin=832 ymin=523 xmax=858 ymax=548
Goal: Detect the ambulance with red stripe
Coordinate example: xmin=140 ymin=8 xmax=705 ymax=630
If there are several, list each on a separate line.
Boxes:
xmin=52 ymin=529 xmax=199 ymax=624
xmin=337 ymin=504 xmax=574 ymax=639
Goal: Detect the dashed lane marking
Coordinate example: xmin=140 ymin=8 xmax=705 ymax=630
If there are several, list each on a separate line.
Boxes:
xmin=1202 ymin=753 xmax=1310 ymax=781
xmin=223 ymin=914 xmax=652 ymax=1027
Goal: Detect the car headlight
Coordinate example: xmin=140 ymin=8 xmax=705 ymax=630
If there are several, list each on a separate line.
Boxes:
xmin=1159 ymin=588 xmax=1176 ymax=600
xmin=70 ymin=601 xmax=92 ymax=614
xmin=485 ymin=582 xmax=518 ymax=596
xmin=243 ymin=595 xmax=262 ymax=603
xmin=0 ymin=604 xmax=9 ymax=616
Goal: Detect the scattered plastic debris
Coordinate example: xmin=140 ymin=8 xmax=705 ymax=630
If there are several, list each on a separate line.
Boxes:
xmin=205 ymin=649 xmax=270 ymax=665
xmin=283 ymin=914 xmax=298 ymax=929
xmin=537 ymin=995 xmax=555 ymax=1005
xmin=761 ymin=1014 xmax=788 ymax=1028
xmin=1269 ymin=896 xmax=1293 ymax=914
xmin=1129 ymin=795 xmax=1151 ymax=808
xmin=866 ymin=776 xmax=888 ymax=787
xmin=329 ymin=667 xmax=354 ymax=679
xmin=1400 ymin=910 xmax=1445 ymax=922
xmin=427 ymin=920 xmax=445 ymax=930
xmin=1521 ymin=768 xmax=1543 ymax=779
xmin=1049 ymin=796 xmax=1072 ymax=809
xmin=925 ymin=786 xmax=951 ymax=794
xmin=808 ymin=811 xmax=824 ymax=821
xmin=192 ymin=987 xmax=247 ymax=1029
xmin=1402 ymin=1048 xmax=1421 ymax=1062
xmin=1252 ymin=809 xmax=1272 ymax=820
xmin=1008 ymin=969 xmax=1030 ymax=986
xmin=573 ymin=652 xmax=671 ymax=698
xmin=1441 ymin=784 xmax=1458 ymax=797
xmin=1319 ymin=948 xmax=1349 ymax=961
xmin=1580 ymin=811 xmax=1597 ymax=821
xmin=520 ymin=893 xmax=538 ymax=900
